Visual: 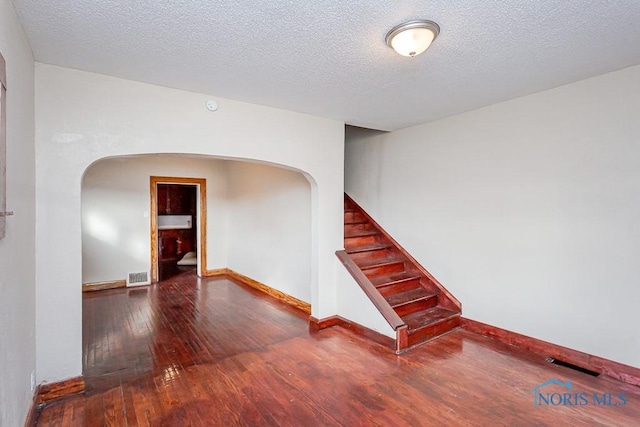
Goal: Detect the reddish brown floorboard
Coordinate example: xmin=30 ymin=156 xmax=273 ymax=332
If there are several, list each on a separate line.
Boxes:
xmin=34 ymin=270 xmax=640 ymax=426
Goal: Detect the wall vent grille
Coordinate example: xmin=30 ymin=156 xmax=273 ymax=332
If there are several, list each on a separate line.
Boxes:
xmin=127 ymin=271 xmax=150 ymax=287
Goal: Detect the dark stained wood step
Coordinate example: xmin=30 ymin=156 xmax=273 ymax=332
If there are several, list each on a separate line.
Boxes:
xmin=345 ymin=243 xmax=391 ymax=254
xmin=406 ymin=315 xmax=461 ymax=348
xmin=386 ymin=288 xmax=437 ymax=308
xmin=344 ymin=229 xmax=379 ymax=239
xmin=344 ymin=233 xmax=379 ymax=247
xmin=394 ymin=298 xmax=439 ymax=318
xmin=344 ymin=211 xmax=366 ymax=222
xmin=356 ymin=256 xmax=405 ymax=270
xmin=388 ymin=288 xmax=439 ymax=318
xmin=358 ymin=257 xmax=406 ymax=277
xmin=344 ymin=222 xmax=374 ymax=234
xmin=377 ymin=279 xmax=424 ymax=298
xmin=344 ymin=217 xmax=367 ymax=225
xmin=370 ymin=271 xmax=421 ymax=288
xmin=348 ymin=247 xmax=395 ymax=264
xmin=402 ymin=306 xmax=460 ymax=332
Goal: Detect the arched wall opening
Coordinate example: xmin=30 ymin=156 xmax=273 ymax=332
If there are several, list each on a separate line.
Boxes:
xmin=35 ymin=64 xmax=344 ymax=384
xmin=81 ymin=154 xmax=315 ymax=303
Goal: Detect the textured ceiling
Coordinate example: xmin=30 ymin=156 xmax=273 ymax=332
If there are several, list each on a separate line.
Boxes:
xmin=11 ymin=0 xmax=640 ymax=131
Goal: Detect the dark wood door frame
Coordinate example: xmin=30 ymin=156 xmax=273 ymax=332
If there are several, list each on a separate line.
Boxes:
xmin=150 ymin=176 xmax=207 ymax=283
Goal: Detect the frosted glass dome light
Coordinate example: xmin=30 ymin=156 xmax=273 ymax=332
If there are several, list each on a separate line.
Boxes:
xmin=385 ymin=20 xmax=440 ymax=57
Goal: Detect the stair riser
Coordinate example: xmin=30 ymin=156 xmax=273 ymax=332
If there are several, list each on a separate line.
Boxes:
xmin=344 ymin=223 xmax=374 ymax=234
xmin=344 ymin=219 xmax=367 ymax=226
xmin=377 ymin=279 xmax=422 ymax=297
xmin=407 ymin=316 xmax=461 ymax=348
xmin=348 ymin=248 xmax=394 ymax=264
xmin=344 ymin=235 xmax=379 ymax=247
xmin=344 ymin=211 xmax=366 ymax=222
xmin=393 ymin=297 xmax=438 ymax=318
xmin=362 ymin=262 xmax=405 ymax=278
xmin=418 ymin=278 xmax=440 ymax=294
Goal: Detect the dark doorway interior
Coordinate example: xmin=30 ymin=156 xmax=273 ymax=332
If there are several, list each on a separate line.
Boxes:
xmin=157 ymin=183 xmax=197 ymax=281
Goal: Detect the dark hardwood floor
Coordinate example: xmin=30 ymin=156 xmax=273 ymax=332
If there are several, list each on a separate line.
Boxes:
xmin=35 ymin=271 xmax=640 ymax=426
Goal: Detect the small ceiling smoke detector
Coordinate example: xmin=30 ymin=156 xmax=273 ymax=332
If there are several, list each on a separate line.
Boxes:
xmin=385 ymin=20 xmax=440 ymax=57
xmin=206 ymin=99 xmax=218 ymax=111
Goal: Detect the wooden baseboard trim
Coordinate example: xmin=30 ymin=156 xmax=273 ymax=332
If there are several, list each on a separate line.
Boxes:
xmin=202 ymin=268 xmax=230 ymax=277
xmin=461 ymin=318 xmax=640 ymax=387
xmin=309 ymin=315 xmax=395 ymax=351
xmin=82 ymin=280 xmax=126 ymax=293
xmin=226 ymin=269 xmax=311 ymax=314
xmin=309 ymin=315 xmax=340 ymax=330
xmin=37 ymin=376 xmax=85 ymax=404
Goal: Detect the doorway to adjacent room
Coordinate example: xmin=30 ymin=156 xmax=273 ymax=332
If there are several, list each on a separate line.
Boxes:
xmin=150 ymin=176 xmax=207 ymax=283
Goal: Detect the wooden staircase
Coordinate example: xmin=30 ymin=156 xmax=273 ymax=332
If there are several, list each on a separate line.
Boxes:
xmin=338 ymin=194 xmax=461 ymax=352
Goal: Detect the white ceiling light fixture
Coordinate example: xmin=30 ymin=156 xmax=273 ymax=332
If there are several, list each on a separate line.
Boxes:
xmin=385 ymin=20 xmax=440 ymax=57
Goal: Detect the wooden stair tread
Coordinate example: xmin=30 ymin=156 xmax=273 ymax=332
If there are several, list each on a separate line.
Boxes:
xmin=344 ymin=229 xmax=379 ymax=238
xmin=370 ymin=271 xmax=421 ymax=287
xmin=344 ymin=218 xmax=367 ymax=225
xmin=402 ymin=307 xmax=460 ymax=332
xmin=345 ymin=243 xmax=391 ymax=254
xmin=386 ymin=288 xmax=437 ymax=308
xmin=356 ymin=256 xmax=405 ymax=270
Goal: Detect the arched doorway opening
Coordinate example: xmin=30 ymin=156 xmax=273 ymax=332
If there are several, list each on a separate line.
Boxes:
xmin=81 ymin=153 xmax=315 ymax=302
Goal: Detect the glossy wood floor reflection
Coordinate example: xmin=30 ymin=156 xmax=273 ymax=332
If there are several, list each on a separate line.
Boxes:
xmin=35 ymin=271 xmax=640 ymax=426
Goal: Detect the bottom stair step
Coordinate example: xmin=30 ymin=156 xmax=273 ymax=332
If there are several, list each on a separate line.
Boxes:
xmin=402 ymin=307 xmax=461 ymax=348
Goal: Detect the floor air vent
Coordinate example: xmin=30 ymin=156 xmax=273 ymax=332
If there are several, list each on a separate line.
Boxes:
xmin=127 ymin=271 xmax=150 ymax=287
xmin=546 ymin=357 xmax=600 ymax=377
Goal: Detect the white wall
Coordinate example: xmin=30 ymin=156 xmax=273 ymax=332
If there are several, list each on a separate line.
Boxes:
xmin=35 ymin=64 xmax=344 ymax=384
xmin=335 ymin=258 xmax=395 ymax=339
xmin=227 ymin=161 xmax=311 ymax=302
xmin=82 ymin=155 xmax=229 ymax=283
xmin=0 ymin=0 xmax=35 ymax=425
xmin=346 ymin=65 xmax=640 ymax=368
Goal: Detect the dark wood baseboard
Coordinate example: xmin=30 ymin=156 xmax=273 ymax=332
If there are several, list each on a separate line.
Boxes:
xmin=309 ymin=315 xmax=340 ymax=330
xmin=37 ymin=376 xmax=85 ymax=404
xmin=82 ymin=280 xmax=126 ymax=292
xmin=461 ymin=318 xmax=640 ymax=387
xmin=226 ymin=269 xmax=311 ymax=314
xmin=202 ymin=268 xmax=230 ymax=277
xmin=309 ymin=315 xmax=396 ymax=351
